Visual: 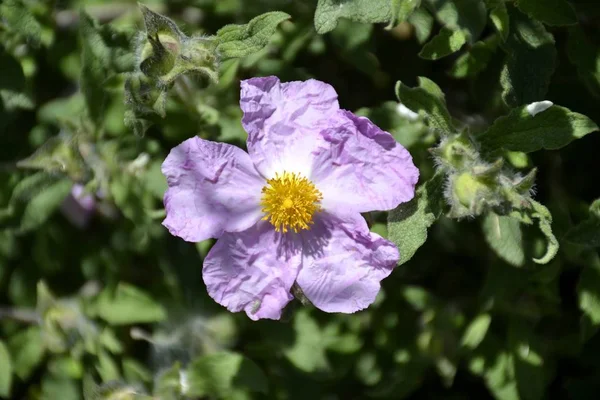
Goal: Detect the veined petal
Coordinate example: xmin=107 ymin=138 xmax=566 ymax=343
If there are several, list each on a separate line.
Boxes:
xmin=311 ymin=110 xmax=419 ymax=214
xmin=203 ymin=222 xmax=302 ymax=320
xmin=240 ymin=76 xmax=339 ymax=178
xmin=296 ymin=213 xmax=399 ymax=313
xmin=162 ymin=137 xmax=265 ymax=242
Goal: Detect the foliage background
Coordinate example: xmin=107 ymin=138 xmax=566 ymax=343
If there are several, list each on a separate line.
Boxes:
xmin=1 ymin=0 xmax=600 ymax=399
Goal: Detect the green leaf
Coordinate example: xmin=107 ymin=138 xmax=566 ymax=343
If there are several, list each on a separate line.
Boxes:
xmin=284 ymin=310 xmax=330 ymax=373
xmin=388 ymin=173 xmax=445 ymax=266
xmin=578 ymin=254 xmax=600 ymax=327
xmin=409 ymin=8 xmax=434 ymax=44
xmin=20 ymin=178 xmax=72 ymax=233
xmin=419 ymin=27 xmax=467 ymax=60
xmin=187 ymin=351 xmax=268 ymax=397
xmin=425 ymin=0 xmax=487 ymax=42
xmin=216 ymin=12 xmax=290 ymax=59
xmin=516 ymin=0 xmax=577 ymax=26
xmin=41 ymin=376 xmax=79 ymax=400
xmin=482 ymin=213 xmax=525 ymax=266
xmin=8 ymin=327 xmax=45 ymax=380
xmin=500 ymin=6 xmax=556 ymax=106
xmin=96 ymin=351 xmax=120 ymax=382
xmin=314 ymin=0 xmax=393 ymax=34
xmin=93 ymin=283 xmax=166 ymax=325
xmin=567 ymin=26 xmax=600 ymax=98
xmin=565 ymin=200 xmax=600 ymax=247
xmin=461 ymin=314 xmax=492 ymax=350
xmin=123 ymin=358 xmax=152 ymax=384
xmin=478 ymin=104 xmax=599 ymax=153
xmin=0 ymin=341 xmax=12 ymax=398
xmin=449 ymin=35 xmax=499 ymax=78
xmin=0 ymin=0 xmax=43 ymax=46
xmin=391 ymin=0 xmax=422 ymax=25
xmin=395 ymin=77 xmax=454 ymax=133
xmin=529 ymin=200 xmax=559 ymax=265
xmin=489 ymin=1 xmax=509 ymax=41
xmin=0 ymin=46 xmax=25 ymax=93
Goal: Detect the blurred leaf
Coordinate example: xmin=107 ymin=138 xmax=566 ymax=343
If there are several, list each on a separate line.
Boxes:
xmin=409 ymin=8 xmax=434 ymax=44
xmin=500 ymin=6 xmax=556 ymax=107
xmin=566 ymin=218 xmax=600 ymax=248
xmin=96 ymin=351 xmax=120 ymax=382
xmin=0 ymin=0 xmax=43 ymax=46
xmin=0 ymin=341 xmax=12 ymax=398
xmin=461 ymin=314 xmax=492 ymax=350
xmin=489 ymin=1 xmax=509 ymax=41
xmin=482 ymin=213 xmax=525 ymax=266
xmin=388 ymin=173 xmax=445 ymax=266
xmin=419 ymin=27 xmax=467 ymax=60
xmin=284 ymin=310 xmax=329 ymax=373
xmin=391 ymin=0 xmax=422 ymax=25
xmin=8 ymin=326 xmax=45 ymax=380
xmin=20 ymin=178 xmax=72 ymax=233
xmin=516 ymin=0 xmax=577 ymax=26
xmin=154 ymin=362 xmax=182 ymax=398
xmin=123 ymin=358 xmax=152 ymax=384
xmin=567 ymin=26 xmax=600 ymax=98
xmin=449 ymin=35 xmax=499 ymax=78
xmin=395 ymin=77 xmax=454 ymax=133
xmin=425 ymin=0 xmax=487 ymax=41
xmin=41 ymin=376 xmax=80 ymax=400
xmin=314 ymin=0 xmax=393 ymax=34
xmin=187 ymin=351 xmax=268 ymax=397
xmin=478 ymin=104 xmax=598 ymax=153
xmin=578 ymin=255 xmax=600 ymax=328
xmin=216 ymin=12 xmax=290 ymax=59
xmin=0 ymin=46 xmax=25 ymax=93
xmin=93 ymin=283 xmax=166 ymax=325
xmin=48 ymin=357 xmax=83 ymax=379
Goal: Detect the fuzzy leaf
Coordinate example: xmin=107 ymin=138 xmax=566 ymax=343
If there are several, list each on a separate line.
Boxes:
xmin=516 ymin=0 xmax=577 ymax=26
xmin=93 ymin=283 xmax=166 ymax=325
xmin=388 ymin=173 xmax=445 ymax=266
xmin=395 ymin=77 xmax=454 ymax=133
xmin=419 ymin=27 xmax=467 ymax=60
xmin=314 ymin=0 xmax=393 ymax=34
xmin=409 ymin=8 xmax=434 ymax=44
xmin=500 ymin=6 xmax=556 ymax=107
xmin=391 ymin=0 xmax=422 ymax=25
xmin=489 ymin=1 xmax=509 ymax=41
xmin=0 ymin=341 xmax=12 ymax=398
xmin=482 ymin=213 xmax=525 ymax=266
xmin=217 ymin=12 xmax=290 ymax=59
xmin=0 ymin=0 xmax=43 ymax=46
xmin=478 ymin=104 xmax=598 ymax=153
xmin=424 ymin=0 xmax=487 ymax=42
xmin=187 ymin=351 xmax=268 ymax=397
xmin=449 ymin=35 xmax=499 ymax=77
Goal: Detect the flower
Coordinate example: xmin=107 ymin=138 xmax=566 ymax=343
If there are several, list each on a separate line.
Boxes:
xmin=162 ymin=76 xmax=419 ymax=320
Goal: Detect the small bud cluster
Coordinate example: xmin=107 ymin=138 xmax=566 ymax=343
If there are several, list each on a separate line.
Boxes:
xmin=432 ymin=132 xmax=537 ymax=219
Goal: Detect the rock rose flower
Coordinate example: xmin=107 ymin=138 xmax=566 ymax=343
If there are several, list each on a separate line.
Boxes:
xmin=162 ymin=76 xmax=419 ymax=320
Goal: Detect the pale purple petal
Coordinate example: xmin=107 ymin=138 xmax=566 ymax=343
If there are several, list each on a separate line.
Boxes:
xmin=162 ymin=137 xmax=265 ymax=242
xmin=311 ymin=110 xmax=419 ymax=214
xmin=203 ymin=222 xmax=302 ymax=320
xmin=296 ymin=213 xmax=399 ymax=313
xmin=240 ymin=76 xmax=339 ymax=178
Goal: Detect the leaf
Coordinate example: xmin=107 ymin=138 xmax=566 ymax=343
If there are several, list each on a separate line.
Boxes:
xmin=314 ymin=0 xmax=393 ymax=34
xmin=0 ymin=341 xmax=12 ymax=398
xmin=449 ymin=35 xmax=499 ymax=78
xmin=461 ymin=314 xmax=492 ymax=350
xmin=489 ymin=1 xmax=509 ymax=41
xmin=395 ymin=77 xmax=454 ymax=133
xmin=388 ymin=173 xmax=445 ymax=266
xmin=93 ymin=283 xmax=166 ymax=325
xmin=424 ymin=0 xmax=487 ymax=42
xmin=565 ymin=200 xmax=600 ymax=247
xmin=20 ymin=178 xmax=73 ymax=233
xmin=284 ymin=310 xmax=329 ymax=373
xmin=567 ymin=26 xmax=600 ymax=98
xmin=186 ymin=351 xmax=268 ymax=397
xmin=96 ymin=351 xmax=120 ymax=382
xmin=216 ymin=12 xmax=290 ymax=59
xmin=500 ymin=6 xmax=556 ymax=107
xmin=478 ymin=104 xmax=598 ymax=153
xmin=515 ymin=0 xmax=577 ymax=26
xmin=578 ymin=254 xmax=600 ymax=328
xmin=8 ymin=327 xmax=45 ymax=380
xmin=529 ymin=200 xmax=559 ymax=265
xmin=419 ymin=27 xmax=467 ymax=60
xmin=409 ymin=8 xmax=434 ymax=44
xmin=0 ymin=0 xmax=43 ymax=46
xmin=482 ymin=213 xmax=525 ymax=266
xmin=391 ymin=0 xmax=422 ymax=25
xmin=41 ymin=376 xmax=79 ymax=400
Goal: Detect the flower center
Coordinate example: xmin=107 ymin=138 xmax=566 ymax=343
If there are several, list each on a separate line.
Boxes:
xmin=260 ymin=172 xmax=323 ymax=233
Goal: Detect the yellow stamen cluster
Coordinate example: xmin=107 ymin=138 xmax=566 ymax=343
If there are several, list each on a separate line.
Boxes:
xmin=260 ymin=172 xmax=323 ymax=233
